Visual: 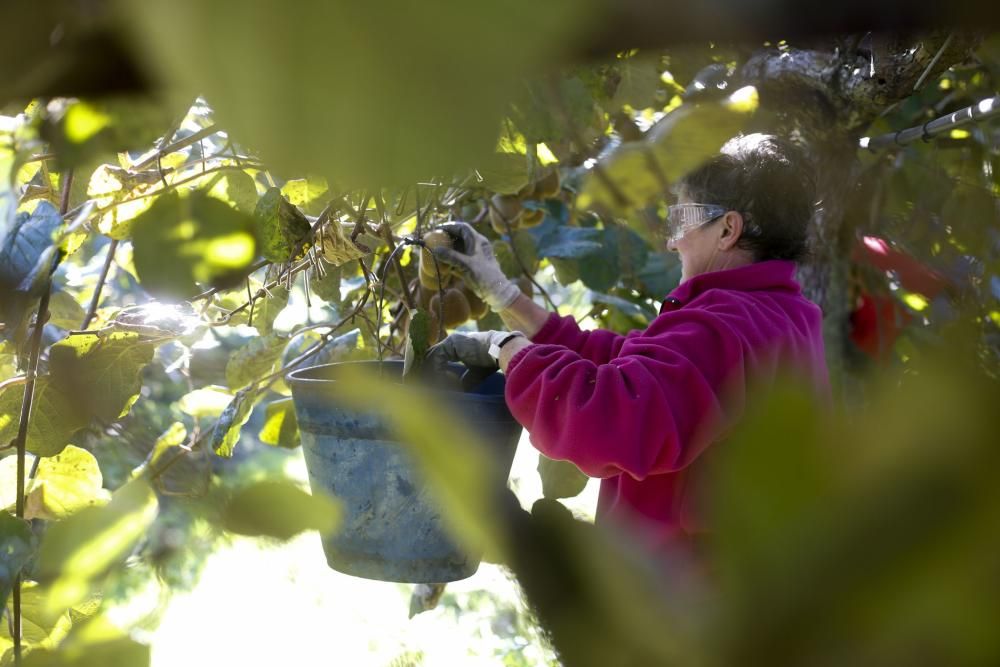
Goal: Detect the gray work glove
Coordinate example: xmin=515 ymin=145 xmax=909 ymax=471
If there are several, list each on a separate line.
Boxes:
xmin=432 ymin=222 xmax=521 ymax=311
xmin=426 ymin=330 xmax=525 ymax=372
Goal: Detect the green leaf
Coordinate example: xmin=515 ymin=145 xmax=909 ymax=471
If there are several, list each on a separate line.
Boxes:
xmin=206 ymin=169 xmax=259 ymax=214
xmin=579 ymin=89 xmax=758 ymax=212
xmin=122 ymin=0 xmax=585 ymax=186
xmin=535 ymin=225 xmax=603 ymax=259
xmin=253 ymin=187 xmax=312 ymax=263
xmin=512 ymin=76 xmax=596 ymax=145
xmin=210 ymin=387 xmax=259 ymax=457
xmin=20 ymin=612 xmax=150 ymax=667
xmin=0 ymin=201 xmax=62 ymax=343
xmin=0 ymin=511 xmax=36 ymax=610
xmin=475 ymin=152 xmax=530 ymax=195
xmin=0 ymin=377 xmax=86 ymax=457
xmin=23 ymin=446 xmax=111 ymax=521
xmin=220 ymin=480 xmax=340 ymax=540
xmin=48 ymin=331 xmax=159 ymax=422
xmin=37 ymin=480 xmax=158 ymax=613
xmin=281 ymin=177 xmax=329 ymax=216
xmin=550 ymin=257 xmax=580 ymax=285
xmin=250 ymin=286 xmax=289 ymax=335
xmin=257 ymin=398 xmax=299 ymax=448
xmin=612 ymin=56 xmax=662 ymax=110
xmin=148 ymin=421 xmax=187 ymax=469
xmin=131 ymin=190 xmax=259 ymax=299
xmin=511 ymin=230 xmax=539 ymax=273
xmin=41 ymin=96 xmax=177 ymax=170
xmin=578 ymin=225 xmax=649 ymax=293
xmin=403 ymin=309 xmax=433 ymax=378
xmin=308 ymin=265 xmax=341 ymax=304
xmin=224 ymin=333 xmax=286 ymax=390
xmin=537 ymin=455 xmax=588 ymax=500
xmin=46 ymin=291 xmax=86 ymax=331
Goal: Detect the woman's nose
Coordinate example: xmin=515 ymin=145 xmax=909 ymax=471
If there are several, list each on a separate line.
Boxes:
xmin=665 ymin=237 xmax=678 ymax=252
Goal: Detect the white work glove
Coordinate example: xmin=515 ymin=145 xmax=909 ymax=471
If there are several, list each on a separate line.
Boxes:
xmin=426 ymin=330 xmax=525 ymax=371
xmin=432 ymin=222 xmax=521 ymax=311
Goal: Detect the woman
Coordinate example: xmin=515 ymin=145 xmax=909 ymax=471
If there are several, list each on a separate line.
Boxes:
xmin=428 ymin=134 xmax=829 ymax=557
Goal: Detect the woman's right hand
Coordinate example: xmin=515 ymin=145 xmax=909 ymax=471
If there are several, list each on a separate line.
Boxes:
xmin=431 ymin=222 xmax=521 ymax=311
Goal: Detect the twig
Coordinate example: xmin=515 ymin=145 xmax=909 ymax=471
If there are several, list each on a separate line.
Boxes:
xmin=913 ymin=33 xmax=954 ymax=91
xmin=81 ymin=240 xmax=119 ymax=329
xmin=132 ymin=124 xmax=221 ymax=171
xmin=379 ymin=222 xmax=416 ymax=311
xmin=11 ymin=288 xmax=52 ymax=666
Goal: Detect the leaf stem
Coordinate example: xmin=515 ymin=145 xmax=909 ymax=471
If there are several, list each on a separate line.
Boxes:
xmin=81 ymin=240 xmax=119 ymax=330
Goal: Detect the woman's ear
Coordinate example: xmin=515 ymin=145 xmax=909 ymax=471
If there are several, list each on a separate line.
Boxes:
xmin=717 ymin=211 xmax=744 ymax=251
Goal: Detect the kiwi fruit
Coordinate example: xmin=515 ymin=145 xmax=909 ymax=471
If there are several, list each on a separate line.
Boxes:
xmin=462 ymin=285 xmax=488 ymax=319
xmin=418 ymin=230 xmax=453 ymax=290
xmin=520 ymin=208 xmax=545 ymax=228
xmin=490 ymin=194 xmax=522 ymax=232
xmin=442 ymin=288 xmax=472 ymax=327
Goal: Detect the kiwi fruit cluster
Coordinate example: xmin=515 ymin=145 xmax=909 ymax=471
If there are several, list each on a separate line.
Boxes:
xmin=412 ymin=229 xmax=488 ymax=342
xmin=488 ymin=169 xmax=561 ymax=235
xmin=410 ymin=228 xmax=534 ymax=343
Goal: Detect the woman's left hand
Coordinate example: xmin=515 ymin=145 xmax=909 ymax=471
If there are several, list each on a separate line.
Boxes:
xmin=427 ymin=330 xmax=526 ymax=372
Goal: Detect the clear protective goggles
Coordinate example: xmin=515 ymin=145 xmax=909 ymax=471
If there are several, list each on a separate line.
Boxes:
xmin=665 ymin=203 xmax=728 ymax=242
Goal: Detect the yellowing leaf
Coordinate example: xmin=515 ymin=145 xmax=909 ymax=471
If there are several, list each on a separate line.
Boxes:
xmin=258 ymin=398 xmax=299 ymax=448
xmin=63 ymin=103 xmax=111 ymax=144
xmin=177 ymin=386 xmax=232 ymax=419
xmin=24 ymin=446 xmax=111 ymax=521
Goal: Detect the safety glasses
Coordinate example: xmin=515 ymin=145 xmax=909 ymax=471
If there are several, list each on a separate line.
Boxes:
xmin=665 ymin=203 xmax=727 ymax=242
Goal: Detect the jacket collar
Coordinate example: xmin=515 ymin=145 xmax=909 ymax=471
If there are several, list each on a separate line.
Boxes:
xmin=666 ymin=260 xmax=801 ymax=305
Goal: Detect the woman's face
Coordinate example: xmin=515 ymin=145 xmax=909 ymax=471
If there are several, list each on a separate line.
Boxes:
xmin=666 ymin=191 xmax=750 ymax=283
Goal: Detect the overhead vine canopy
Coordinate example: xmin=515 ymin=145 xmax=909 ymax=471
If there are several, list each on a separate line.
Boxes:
xmin=1 ymin=2 xmax=999 ymax=665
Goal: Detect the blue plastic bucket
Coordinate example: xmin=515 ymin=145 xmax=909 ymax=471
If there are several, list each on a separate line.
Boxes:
xmin=287 ymin=360 xmax=522 ymax=583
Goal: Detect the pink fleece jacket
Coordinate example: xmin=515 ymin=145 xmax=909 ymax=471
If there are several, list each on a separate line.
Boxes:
xmin=505 ymin=260 xmax=829 ymax=550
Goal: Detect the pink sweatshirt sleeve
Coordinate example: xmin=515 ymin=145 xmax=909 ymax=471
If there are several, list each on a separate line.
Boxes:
xmin=506 ymin=304 xmax=753 ymax=480
xmin=531 ymin=312 xmax=639 ymax=365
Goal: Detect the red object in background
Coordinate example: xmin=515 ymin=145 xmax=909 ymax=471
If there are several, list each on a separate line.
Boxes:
xmin=849 ymin=236 xmax=949 ymax=362
xmin=850 ymin=292 xmax=909 ymax=362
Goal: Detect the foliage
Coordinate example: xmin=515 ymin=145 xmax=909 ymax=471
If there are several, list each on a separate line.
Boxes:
xmin=0 ymin=6 xmax=997 ymax=666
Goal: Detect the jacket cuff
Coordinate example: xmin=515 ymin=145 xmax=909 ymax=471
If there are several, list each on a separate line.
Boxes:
xmin=505 ymin=344 xmax=534 ymax=375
